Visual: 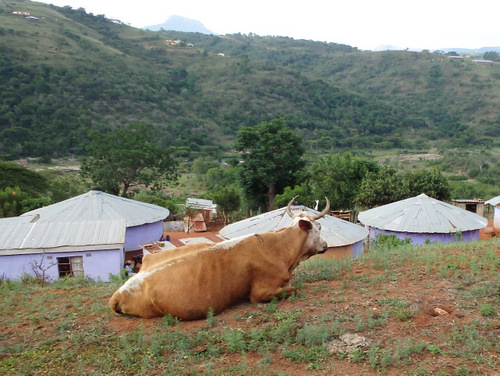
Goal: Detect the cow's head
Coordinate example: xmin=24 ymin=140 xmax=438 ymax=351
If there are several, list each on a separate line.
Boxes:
xmin=286 ymin=196 xmax=329 ymax=260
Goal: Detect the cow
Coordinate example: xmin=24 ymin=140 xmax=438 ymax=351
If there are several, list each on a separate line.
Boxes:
xmin=109 ymin=197 xmax=330 ymax=320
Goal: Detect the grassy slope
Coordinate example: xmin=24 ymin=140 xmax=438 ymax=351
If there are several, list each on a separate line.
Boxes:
xmin=0 ymin=239 xmax=498 ymax=375
xmin=1 ymin=2 xmax=499 ymax=158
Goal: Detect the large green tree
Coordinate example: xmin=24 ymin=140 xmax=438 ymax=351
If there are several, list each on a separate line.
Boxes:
xmin=80 ymin=123 xmax=178 ymax=197
xmin=309 ymin=152 xmax=378 ymax=210
xmin=235 ymin=118 xmax=305 ymax=211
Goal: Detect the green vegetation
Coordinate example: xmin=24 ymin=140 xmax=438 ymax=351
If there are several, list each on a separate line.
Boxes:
xmin=1 ymin=239 xmax=498 ymax=375
xmin=0 ymin=2 xmax=499 ymax=212
xmin=235 ymin=118 xmax=305 ymax=210
xmin=80 ymin=123 xmax=178 ymax=197
xmin=0 ymin=1 xmax=499 ymax=162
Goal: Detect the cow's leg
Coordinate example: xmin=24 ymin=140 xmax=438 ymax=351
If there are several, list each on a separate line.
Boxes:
xmin=250 ymin=276 xmax=297 ymax=303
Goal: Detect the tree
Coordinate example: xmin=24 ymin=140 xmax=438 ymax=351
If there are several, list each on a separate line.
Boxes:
xmin=0 ymin=186 xmax=28 ymax=218
xmin=483 ymin=51 xmax=498 ymax=61
xmin=235 ymin=118 xmax=305 ymax=211
xmin=0 ymin=163 xmax=52 ymax=217
xmin=0 ymin=161 xmax=49 ymax=196
xmin=403 ymin=168 xmax=450 ymax=201
xmin=210 ymin=187 xmax=241 ymax=215
xmin=274 ymin=183 xmax=315 ymax=209
xmin=309 ymin=152 xmax=378 ymax=210
xmin=356 ymin=167 xmax=451 ymax=207
xmin=356 ymin=166 xmax=407 ymax=207
xmin=80 ymin=123 xmax=178 ymax=197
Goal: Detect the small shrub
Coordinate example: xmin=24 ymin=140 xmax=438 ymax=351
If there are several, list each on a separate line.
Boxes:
xmin=20 ymin=273 xmax=42 ymax=286
xmin=163 ymin=314 xmax=179 ymax=327
xmin=206 ymin=307 xmax=216 ymax=328
xmin=223 ymin=328 xmax=247 ymax=353
xmin=266 ymin=297 xmax=278 ymax=314
xmin=479 ymin=304 xmax=497 ymax=317
xmin=371 ymin=234 xmax=412 ymax=249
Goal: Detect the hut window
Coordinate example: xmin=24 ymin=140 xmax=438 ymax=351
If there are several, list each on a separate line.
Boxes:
xmin=57 ymin=256 xmax=84 ymax=278
xmin=465 ymin=204 xmax=477 ymax=213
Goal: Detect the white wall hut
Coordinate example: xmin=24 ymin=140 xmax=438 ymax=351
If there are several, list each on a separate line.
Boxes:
xmin=358 ymin=193 xmax=488 ymax=245
xmin=485 ymin=195 xmax=500 ymax=233
xmin=219 ymin=205 xmax=368 ymax=260
xmin=0 ymin=187 xmax=169 ymax=282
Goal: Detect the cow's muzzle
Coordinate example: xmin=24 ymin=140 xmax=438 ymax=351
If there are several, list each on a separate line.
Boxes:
xmin=317 ymin=247 xmax=327 ymax=255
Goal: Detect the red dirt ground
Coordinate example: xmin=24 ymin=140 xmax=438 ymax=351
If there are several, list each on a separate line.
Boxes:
xmin=105 ymin=225 xmax=499 ymax=375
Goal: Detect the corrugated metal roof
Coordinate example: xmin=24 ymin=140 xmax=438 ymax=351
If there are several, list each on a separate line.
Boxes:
xmin=219 ymin=205 xmax=368 ymax=247
xmin=358 ymin=194 xmax=487 ymax=233
xmin=452 ymin=199 xmax=484 ymax=204
xmin=0 ymin=188 xmax=169 ymax=255
xmin=21 ymin=188 xmax=169 ymax=227
xmin=0 ymin=216 xmax=126 ymax=255
xmin=186 ymin=198 xmax=217 ymax=212
xmin=485 ymin=195 xmax=500 ymax=207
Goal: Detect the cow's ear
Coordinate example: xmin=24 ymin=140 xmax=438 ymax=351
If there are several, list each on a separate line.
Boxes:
xmin=298 ymin=219 xmax=312 ymax=231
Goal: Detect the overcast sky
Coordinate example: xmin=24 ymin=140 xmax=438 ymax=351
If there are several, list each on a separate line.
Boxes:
xmin=36 ymin=0 xmax=500 ymax=51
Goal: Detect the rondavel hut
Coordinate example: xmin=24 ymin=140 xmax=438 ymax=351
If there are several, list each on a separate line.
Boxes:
xmin=358 ymin=193 xmax=488 ymax=245
xmin=219 ymin=204 xmax=368 ymax=260
xmin=0 ymin=187 xmax=169 ymax=281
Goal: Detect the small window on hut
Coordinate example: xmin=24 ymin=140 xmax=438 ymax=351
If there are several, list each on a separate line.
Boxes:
xmin=465 ymin=204 xmax=477 ymax=213
xmin=57 ymin=256 xmax=84 ymax=278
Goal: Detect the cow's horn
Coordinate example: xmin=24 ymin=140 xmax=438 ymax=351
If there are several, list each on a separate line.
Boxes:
xmin=313 ymin=197 xmax=330 ymax=220
xmin=286 ymin=195 xmax=299 ymax=218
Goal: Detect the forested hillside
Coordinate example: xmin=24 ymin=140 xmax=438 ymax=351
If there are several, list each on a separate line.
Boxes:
xmin=0 ymin=1 xmax=499 ymax=161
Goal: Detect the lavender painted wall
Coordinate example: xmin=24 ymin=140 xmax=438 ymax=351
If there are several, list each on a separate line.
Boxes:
xmin=0 ymin=221 xmax=164 ymax=282
xmin=352 ymin=240 xmax=365 ymax=258
xmin=493 ymin=206 xmax=500 ymax=232
xmin=367 ymin=227 xmax=480 ymax=245
xmin=0 ymin=248 xmax=123 ymax=282
xmin=124 ymin=222 xmax=163 ymax=251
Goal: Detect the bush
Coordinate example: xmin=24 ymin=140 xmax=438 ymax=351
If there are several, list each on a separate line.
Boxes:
xmin=371 ymin=234 xmax=412 ymax=249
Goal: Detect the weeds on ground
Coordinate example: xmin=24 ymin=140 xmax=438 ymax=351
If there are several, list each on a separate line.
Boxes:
xmin=0 ymin=239 xmax=498 ymax=375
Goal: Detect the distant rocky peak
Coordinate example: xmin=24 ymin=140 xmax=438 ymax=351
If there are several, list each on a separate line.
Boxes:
xmin=143 ymin=15 xmax=215 ymax=34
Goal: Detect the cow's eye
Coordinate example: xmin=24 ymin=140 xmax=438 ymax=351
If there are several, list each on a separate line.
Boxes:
xmin=317 ymin=224 xmax=322 ymax=231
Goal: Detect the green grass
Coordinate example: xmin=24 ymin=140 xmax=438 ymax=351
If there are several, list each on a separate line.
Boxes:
xmin=0 ymin=239 xmax=498 ymax=375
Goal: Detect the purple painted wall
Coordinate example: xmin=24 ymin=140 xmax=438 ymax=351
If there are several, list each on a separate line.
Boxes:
xmin=493 ymin=206 xmax=500 ymax=232
xmin=367 ymin=227 xmax=480 ymax=245
xmin=124 ymin=222 xmax=163 ymax=251
xmin=1 ymin=221 xmax=166 ymax=282
xmin=352 ymin=240 xmax=365 ymax=258
xmin=0 ymin=248 xmax=122 ymax=282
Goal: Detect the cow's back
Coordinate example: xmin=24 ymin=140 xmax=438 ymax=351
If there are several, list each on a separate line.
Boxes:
xmin=142 ymin=245 xmax=254 ymax=319
xmin=110 ymin=228 xmax=315 ymax=320
xmin=140 ymin=242 xmax=212 ymax=272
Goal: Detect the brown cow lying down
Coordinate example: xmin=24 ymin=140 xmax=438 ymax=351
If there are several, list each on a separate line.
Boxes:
xmin=109 ymin=197 xmax=330 ymax=320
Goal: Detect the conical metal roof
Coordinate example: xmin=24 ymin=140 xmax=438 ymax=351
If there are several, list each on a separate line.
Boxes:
xmin=358 ymin=194 xmax=487 ymax=233
xmin=219 ymin=205 xmax=368 ymax=247
xmin=485 ymin=195 xmax=500 ymax=207
xmin=21 ymin=187 xmax=169 ymax=227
